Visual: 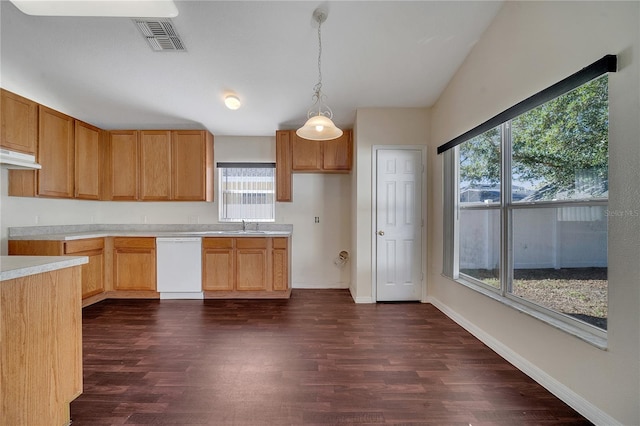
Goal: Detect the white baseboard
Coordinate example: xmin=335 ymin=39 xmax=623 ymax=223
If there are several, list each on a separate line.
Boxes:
xmin=348 ymin=286 xmax=373 ymax=303
xmin=292 ymin=282 xmax=349 ymax=289
xmin=426 ymin=296 xmax=621 ymax=426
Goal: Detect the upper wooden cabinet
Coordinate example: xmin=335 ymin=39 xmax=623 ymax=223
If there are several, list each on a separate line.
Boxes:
xmin=290 ymin=129 xmax=352 ymax=173
xmin=106 ymin=129 xmax=213 ymax=202
xmin=75 ymin=121 xmax=102 ymax=200
xmin=275 ymin=130 xmax=292 ymax=202
xmin=108 ymin=130 xmax=139 ymax=201
xmin=291 ymin=135 xmax=323 ymax=171
xmin=1 ymin=89 xmax=38 ymax=154
xmin=323 ymin=130 xmax=353 ymax=171
xmin=172 ymin=130 xmax=214 ymax=202
xmin=38 ymin=105 xmax=75 ymax=198
xmin=139 ymin=130 xmax=172 ymax=201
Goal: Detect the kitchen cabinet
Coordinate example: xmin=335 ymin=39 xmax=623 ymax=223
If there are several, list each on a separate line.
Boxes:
xmin=65 ymin=238 xmax=105 ymax=298
xmin=236 ymin=238 xmax=268 ymax=291
xmin=37 ymin=105 xmax=75 ymax=198
xmin=107 ymin=129 xmax=214 ymax=201
xmin=75 ymin=120 xmax=102 ymax=200
xmin=291 ymin=134 xmax=323 ymax=171
xmin=202 ymin=238 xmax=235 ymax=291
xmin=139 ymin=130 xmax=172 ymax=201
xmin=172 ymin=130 xmax=214 ymax=201
xmin=8 ymin=238 xmax=106 ymax=300
xmin=108 ymin=130 xmax=139 ymax=201
xmin=202 ymin=237 xmax=290 ymax=297
xmin=1 ymin=264 xmax=83 ymax=426
xmin=0 ymin=88 xmax=38 ymax=154
xmin=290 ymin=129 xmax=352 ymax=172
xmin=272 ymin=237 xmax=288 ymax=291
xmin=323 ymin=130 xmax=353 ymax=171
xmin=275 ymin=130 xmax=293 ymax=202
xmin=113 ymin=237 xmax=156 ymax=291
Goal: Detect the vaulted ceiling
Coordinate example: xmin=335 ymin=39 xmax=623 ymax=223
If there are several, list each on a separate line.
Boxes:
xmin=0 ymin=1 xmax=503 ymax=136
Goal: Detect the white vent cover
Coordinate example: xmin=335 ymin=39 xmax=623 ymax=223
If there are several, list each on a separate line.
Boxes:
xmin=134 ymin=19 xmax=185 ymax=52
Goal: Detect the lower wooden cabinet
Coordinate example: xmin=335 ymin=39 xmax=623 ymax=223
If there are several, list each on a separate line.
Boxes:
xmin=202 ymin=238 xmax=235 ymax=291
xmin=113 ymin=237 xmax=156 ymax=291
xmin=202 ymin=237 xmax=289 ymax=297
xmin=64 ymin=238 xmax=105 ymax=298
xmin=8 ymin=238 xmax=105 ymax=299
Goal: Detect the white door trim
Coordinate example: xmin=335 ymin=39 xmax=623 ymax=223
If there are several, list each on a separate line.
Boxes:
xmin=371 ymin=145 xmax=428 ymax=303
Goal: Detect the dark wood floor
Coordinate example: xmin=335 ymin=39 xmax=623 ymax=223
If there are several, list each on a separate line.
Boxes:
xmin=70 ymin=289 xmax=591 ymax=425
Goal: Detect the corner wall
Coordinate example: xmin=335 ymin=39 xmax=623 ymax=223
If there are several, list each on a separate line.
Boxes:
xmin=427 ymin=2 xmax=640 ymax=424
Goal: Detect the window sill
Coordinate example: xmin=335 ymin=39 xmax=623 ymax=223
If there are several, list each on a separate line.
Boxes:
xmin=451 ymin=275 xmax=608 ymax=350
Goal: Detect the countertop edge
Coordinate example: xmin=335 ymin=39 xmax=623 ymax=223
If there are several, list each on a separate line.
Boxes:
xmin=1 ymin=256 xmax=89 ymax=281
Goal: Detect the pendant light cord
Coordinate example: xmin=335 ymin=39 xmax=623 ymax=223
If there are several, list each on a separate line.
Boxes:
xmin=313 ymin=16 xmax=323 ymax=96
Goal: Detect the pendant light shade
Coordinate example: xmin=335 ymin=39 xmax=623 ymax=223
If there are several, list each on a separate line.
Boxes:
xmin=297 ymin=8 xmax=342 ymax=141
xmin=296 ymin=115 xmax=343 ymax=141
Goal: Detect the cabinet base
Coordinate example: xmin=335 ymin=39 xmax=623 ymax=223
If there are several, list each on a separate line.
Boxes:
xmin=204 ymin=289 xmax=291 ymax=299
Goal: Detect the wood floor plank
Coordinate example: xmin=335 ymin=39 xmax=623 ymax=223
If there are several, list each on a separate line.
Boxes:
xmin=70 ymin=289 xmax=592 ymax=425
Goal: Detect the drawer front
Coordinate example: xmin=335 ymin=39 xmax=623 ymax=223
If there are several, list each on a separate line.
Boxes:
xmin=235 ymin=237 xmax=268 ymax=249
xmin=202 ymin=238 xmax=234 ymax=249
xmin=113 ymin=237 xmax=156 ymax=249
xmin=272 ymin=237 xmax=288 ymax=250
xmin=65 ymin=238 xmax=104 ymax=254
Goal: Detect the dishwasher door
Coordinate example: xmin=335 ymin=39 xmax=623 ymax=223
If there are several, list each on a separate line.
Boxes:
xmin=156 ymin=237 xmax=203 ymax=299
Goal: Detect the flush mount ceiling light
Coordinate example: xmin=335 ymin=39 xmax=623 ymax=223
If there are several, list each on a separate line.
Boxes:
xmin=224 ymin=95 xmax=241 ymax=110
xmin=296 ymin=8 xmax=343 ymax=141
xmin=9 ymin=0 xmax=179 ymax=17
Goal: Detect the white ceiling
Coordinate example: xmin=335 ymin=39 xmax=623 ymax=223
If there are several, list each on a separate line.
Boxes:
xmin=0 ymin=1 xmax=503 ymax=136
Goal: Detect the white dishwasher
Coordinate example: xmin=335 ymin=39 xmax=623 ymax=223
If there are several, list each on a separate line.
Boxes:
xmin=156 ymin=237 xmax=203 ymax=299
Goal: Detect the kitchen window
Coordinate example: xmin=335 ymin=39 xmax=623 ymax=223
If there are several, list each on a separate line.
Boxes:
xmin=218 ymin=163 xmax=276 ymax=222
xmin=440 ymin=56 xmax=616 ymax=346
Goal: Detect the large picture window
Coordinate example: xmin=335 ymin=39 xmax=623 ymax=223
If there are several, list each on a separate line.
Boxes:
xmin=442 ymin=68 xmax=611 ymax=344
xmin=218 ymin=163 xmax=276 ymax=222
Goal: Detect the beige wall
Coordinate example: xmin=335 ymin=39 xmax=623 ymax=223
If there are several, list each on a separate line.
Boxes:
xmin=350 ymin=108 xmax=430 ymax=302
xmin=0 ymin=135 xmax=351 ymax=288
xmin=428 ymin=2 xmax=639 ymax=424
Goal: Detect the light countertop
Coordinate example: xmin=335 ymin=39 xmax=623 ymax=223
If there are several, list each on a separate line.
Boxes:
xmin=1 ymin=256 xmax=88 ymax=281
xmin=8 ymin=224 xmax=293 ymax=241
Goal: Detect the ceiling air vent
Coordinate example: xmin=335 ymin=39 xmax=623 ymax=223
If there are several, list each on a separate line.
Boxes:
xmin=134 ymin=19 xmax=186 ymax=52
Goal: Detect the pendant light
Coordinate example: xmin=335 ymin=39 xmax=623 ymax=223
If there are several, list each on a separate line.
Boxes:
xmin=296 ymin=8 xmax=343 ymax=141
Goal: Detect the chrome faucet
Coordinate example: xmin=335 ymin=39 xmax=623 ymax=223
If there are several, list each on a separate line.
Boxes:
xmin=242 ymin=220 xmax=246 ymax=231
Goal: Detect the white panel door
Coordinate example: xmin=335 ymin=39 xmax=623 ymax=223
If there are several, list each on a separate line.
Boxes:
xmin=376 ymin=149 xmax=423 ymax=301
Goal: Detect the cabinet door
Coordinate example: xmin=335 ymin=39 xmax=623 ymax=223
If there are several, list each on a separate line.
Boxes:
xmin=38 ymin=106 xmax=75 ymax=198
xmin=79 ymin=251 xmax=105 ymax=298
xmin=202 ymin=238 xmax=234 ymax=291
xmin=113 ymin=238 xmax=156 ymax=291
xmin=140 ymin=130 xmax=172 ymax=201
xmin=172 ymin=130 xmax=213 ymax=201
xmin=1 ymin=89 xmax=38 ymax=154
xmin=291 ymin=133 xmax=322 ymax=171
xmin=74 ymin=121 xmax=101 ymax=200
xmin=236 ymin=238 xmax=268 ymax=291
xmin=272 ymin=238 xmax=289 ymax=291
xmin=65 ymin=238 xmax=105 ymax=298
xmin=275 ymin=130 xmax=292 ymax=202
xmin=323 ymin=130 xmax=353 ymax=171
xmin=109 ymin=130 xmax=138 ymax=200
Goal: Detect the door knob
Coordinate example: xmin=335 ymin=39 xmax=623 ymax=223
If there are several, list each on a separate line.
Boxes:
xmin=378 ymin=230 xmax=384 ymax=236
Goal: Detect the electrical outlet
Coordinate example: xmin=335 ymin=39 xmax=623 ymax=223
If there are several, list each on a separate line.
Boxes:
xmin=314 ymin=216 xmax=320 ymax=223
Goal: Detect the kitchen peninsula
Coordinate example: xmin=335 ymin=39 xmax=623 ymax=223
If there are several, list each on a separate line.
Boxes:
xmin=0 ymin=255 xmax=86 ymax=426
